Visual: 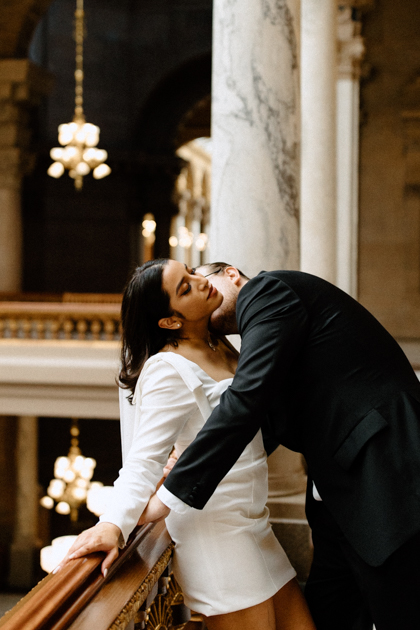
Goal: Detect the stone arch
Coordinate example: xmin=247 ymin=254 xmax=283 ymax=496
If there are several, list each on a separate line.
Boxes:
xmin=0 ymin=0 xmax=54 ymax=58
xmin=133 ymin=52 xmax=211 ymax=258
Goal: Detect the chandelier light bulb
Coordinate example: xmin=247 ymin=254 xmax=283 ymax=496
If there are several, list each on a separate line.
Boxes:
xmin=92 ymin=163 xmax=111 ymax=179
xmin=73 ymin=455 xmax=85 ymax=472
xmin=40 ymin=496 xmax=54 ymax=509
xmin=169 ymin=236 xmax=178 ymax=247
xmin=63 ymin=469 xmax=76 ymax=483
xmin=94 ymin=148 xmax=107 ymax=162
xmin=47 ymin=479 xmax=66 ymax=499
xmin=50 ymin=147 xmax=63 ymax=161
xmin=47 ymin=162 xmax=65 ymax=178
xmin=75 ymin=161 xmax=90 ymax=175
xmin=58 ymin=124 xmax=73 ymax=145
xmin=72 ymin=487 xmax=87 ymax=501
xmin=56 ymin=501 xmax=71 ymax=515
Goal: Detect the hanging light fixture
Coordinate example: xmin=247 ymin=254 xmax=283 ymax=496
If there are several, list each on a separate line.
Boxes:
xmin=40 ymin=418 xmax=98 ymax=521
xmin=47 ymin=0 xmax=111 ymax=190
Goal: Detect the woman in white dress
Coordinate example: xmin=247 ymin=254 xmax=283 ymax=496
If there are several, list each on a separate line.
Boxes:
xmin=58 ymin=259 xmax=316 ymax=630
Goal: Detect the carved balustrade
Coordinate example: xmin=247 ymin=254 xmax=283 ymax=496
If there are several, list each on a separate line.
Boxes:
xmin=0 ymin=521 xmax=203 ymax=630
xmin=0 ymin=294 xmax=122 ymax=341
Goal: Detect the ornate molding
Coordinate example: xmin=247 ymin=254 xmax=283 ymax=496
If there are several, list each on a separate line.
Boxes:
xmin=337 ymin=6 xmax=365 ymax=80
xmin=108 ymin=543 xmax=174 ymax=630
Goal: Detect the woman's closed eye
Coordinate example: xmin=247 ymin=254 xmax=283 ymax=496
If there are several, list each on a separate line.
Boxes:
xmin=181 ymin=268 xmax=196 ymax=295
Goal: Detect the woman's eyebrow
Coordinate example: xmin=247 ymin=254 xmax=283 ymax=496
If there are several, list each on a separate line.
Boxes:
xmin=175 ymin=265 xmax=189 ymax=295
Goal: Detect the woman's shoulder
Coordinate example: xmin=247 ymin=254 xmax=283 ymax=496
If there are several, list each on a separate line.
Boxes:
xmin=140 ymin=352 xmax=204 ymax=392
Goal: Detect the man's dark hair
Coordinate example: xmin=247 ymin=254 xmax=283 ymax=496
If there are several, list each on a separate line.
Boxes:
xmin=201 ymin=262 xmax=249 ymax=280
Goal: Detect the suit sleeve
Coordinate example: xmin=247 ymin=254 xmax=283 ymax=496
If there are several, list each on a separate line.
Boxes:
xmin=163 ymin=273 xmax=309 ymax=509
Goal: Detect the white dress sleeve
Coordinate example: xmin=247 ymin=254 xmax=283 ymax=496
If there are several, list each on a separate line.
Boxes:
xmin=99 ymin=358 xmax=198 ymax=543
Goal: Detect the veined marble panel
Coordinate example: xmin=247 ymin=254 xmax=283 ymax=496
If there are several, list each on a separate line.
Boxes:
xmin=210 ymin=0 xmax=300 ymax=276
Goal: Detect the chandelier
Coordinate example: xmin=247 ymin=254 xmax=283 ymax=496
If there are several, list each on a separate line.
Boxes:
xmin=40 ymin=419 xmax=100 ymax=522
xmin=47 ymin=0 xmax=111 ymax=190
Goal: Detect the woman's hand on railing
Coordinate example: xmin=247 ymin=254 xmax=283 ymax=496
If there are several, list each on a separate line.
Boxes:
xmin=54 ymin=522 xmax=122 ymax=577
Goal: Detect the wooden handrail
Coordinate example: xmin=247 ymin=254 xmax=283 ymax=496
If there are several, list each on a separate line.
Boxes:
xmin=0 ymin=522 xmax=176 ymax=630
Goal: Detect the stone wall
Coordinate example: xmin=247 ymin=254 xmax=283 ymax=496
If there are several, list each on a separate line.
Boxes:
xmin=359 ymin=0 xmax=420 ymax=340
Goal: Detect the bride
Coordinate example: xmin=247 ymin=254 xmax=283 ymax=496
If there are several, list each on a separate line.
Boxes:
xmin=57 ymin=259 xmax=315 ymax=630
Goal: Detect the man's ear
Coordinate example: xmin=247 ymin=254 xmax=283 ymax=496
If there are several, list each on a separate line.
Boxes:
xmin=158 ymin=317 xmax=182 ymax=331
xmin=224 ymin=266 xmax=242 ymax=286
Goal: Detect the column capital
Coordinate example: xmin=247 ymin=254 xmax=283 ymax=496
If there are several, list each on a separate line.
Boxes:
xmin=337 ymin=6 xmax=365 ymax=80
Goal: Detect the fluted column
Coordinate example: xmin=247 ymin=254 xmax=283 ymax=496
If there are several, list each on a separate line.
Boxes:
xmin=300 ymin=0 xmax=337 ymax=283
xmin=0 ymin=59 xmax=52 ymax=291
xmin=209 ymin=0 xmax=301 ymax=276
xmin=336 ymin=7 xmax=365 ymax=297
xmin=210 ymin=0 xmax=306 ymax=501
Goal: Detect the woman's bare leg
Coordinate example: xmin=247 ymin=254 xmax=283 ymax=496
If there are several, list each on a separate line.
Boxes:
xmin=204 ymin=597 xmax=276 ymax=630
xmin=203 ymin=579 xmax=316 ymax=630
xmin=273 ymin=578 xmax=316 ymax=630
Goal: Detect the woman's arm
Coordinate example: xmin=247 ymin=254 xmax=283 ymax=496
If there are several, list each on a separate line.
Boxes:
xmin=56 ymin=359 xmax=198 ymax=575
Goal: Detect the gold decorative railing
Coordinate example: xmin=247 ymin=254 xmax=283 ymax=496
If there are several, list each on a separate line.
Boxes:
xmin=0 ymin=294 xmax=122 ymax=341
xmin=0 ymin=522 xmax=200 ymax=630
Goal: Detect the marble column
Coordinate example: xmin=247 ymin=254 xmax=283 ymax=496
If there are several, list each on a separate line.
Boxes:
xmin=300 ymin=0 xmax=337 ymax=283
xmin=0 ymin=59 xmax=52 ymax=291
xmin=209 ymin=0 xmax=301 ymax=276
xmin=336 ymin=7 xmax=365 ymax=298
xmin=210 ymin=0 xmax=307 ymax=511
xmin=9 ymin=416 xmax=40 ymax=589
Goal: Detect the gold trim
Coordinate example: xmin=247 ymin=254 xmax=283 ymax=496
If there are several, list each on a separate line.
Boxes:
xmin=108 ymin=543 xmax=174 ymax=630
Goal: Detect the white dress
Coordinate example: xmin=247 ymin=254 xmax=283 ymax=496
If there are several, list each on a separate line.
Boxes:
xmin=100 ymin=352 xmax=296 ymax=617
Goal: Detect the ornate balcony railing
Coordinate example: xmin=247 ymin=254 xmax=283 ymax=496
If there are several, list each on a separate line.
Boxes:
xmin=0 ymin=294 xmax=122 ymax=341
xmin=0 ymin=521 xmax=201 ymax=630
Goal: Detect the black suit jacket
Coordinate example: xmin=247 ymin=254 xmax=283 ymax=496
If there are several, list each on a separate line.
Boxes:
xmin=163 ymin=271 xmax=420 ymax=566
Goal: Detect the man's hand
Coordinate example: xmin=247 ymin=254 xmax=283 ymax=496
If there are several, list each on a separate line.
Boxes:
xmin=138 ymin=494 xmax=170 ymax=525
xmin=156 ymin=452 xmax=178 ymax=490
xmin=163 ymin=452 xmax=178 ymax=478
xmin=53 ymin=522 xmax=121 ymax=577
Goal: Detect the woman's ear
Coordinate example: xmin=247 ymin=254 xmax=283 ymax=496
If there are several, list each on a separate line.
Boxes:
xmin=158 ymin=317 xmax=182 ymax=331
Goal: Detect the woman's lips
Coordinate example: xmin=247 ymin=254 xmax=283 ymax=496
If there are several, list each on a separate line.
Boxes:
xmin=208 ymin=284 xmax=217 ymax=299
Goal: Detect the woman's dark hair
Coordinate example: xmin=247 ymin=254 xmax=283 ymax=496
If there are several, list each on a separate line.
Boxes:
xmin=119 ymin=259 xmax=181 ymax=398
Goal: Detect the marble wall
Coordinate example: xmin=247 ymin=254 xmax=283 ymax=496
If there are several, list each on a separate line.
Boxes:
xmin=209 ymin=0 xmax=300 ymax=276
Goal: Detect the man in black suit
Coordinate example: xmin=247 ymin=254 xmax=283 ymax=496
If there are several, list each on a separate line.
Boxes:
xmin=145 ymin=263 xmax=420 ymax=629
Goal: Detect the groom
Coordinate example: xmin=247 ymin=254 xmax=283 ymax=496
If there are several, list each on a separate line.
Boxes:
xmin=143 ymin=263 xmax=420 ymax=629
